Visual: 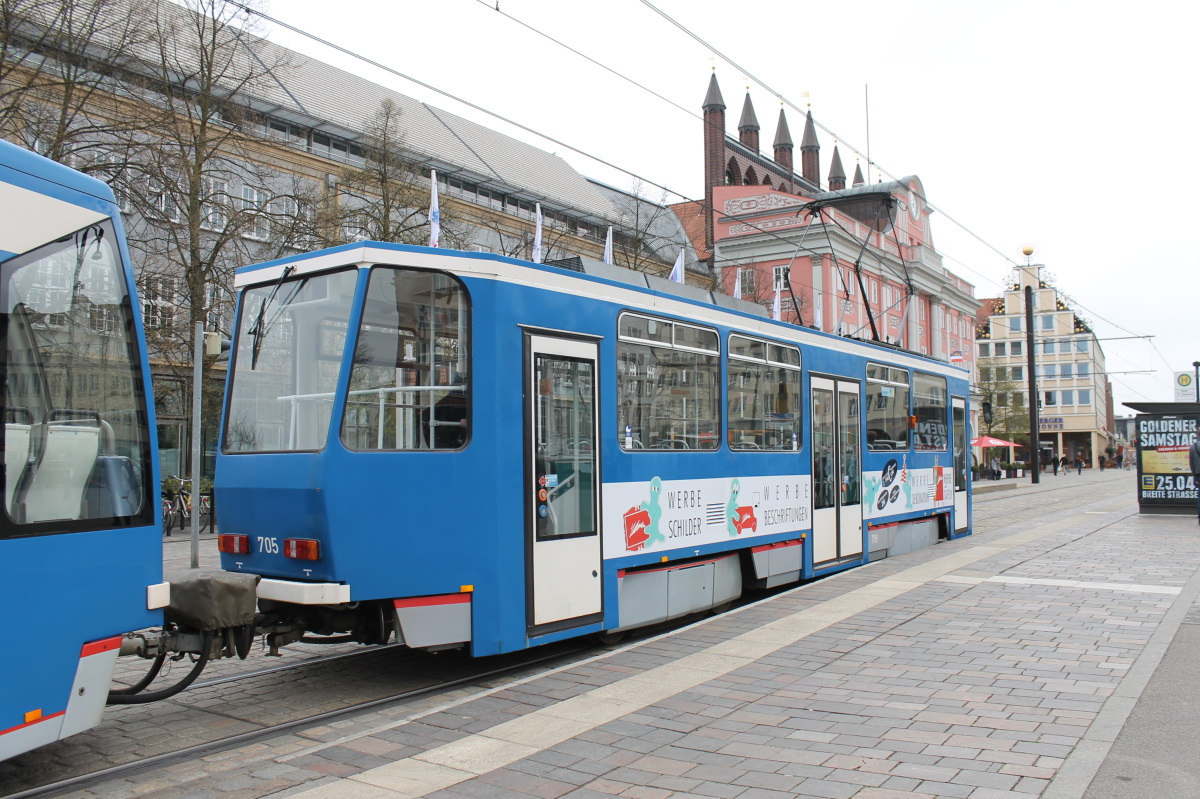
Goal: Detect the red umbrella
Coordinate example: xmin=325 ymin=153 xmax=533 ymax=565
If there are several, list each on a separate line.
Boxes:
xmin=972 ymin=435 xmax=1021 ymax=448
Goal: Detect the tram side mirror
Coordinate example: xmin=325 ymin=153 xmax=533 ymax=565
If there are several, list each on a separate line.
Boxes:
xmin=204 ymin=331 xmax=231 ymax=359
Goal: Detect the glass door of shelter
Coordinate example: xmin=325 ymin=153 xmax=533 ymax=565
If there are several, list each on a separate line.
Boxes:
xmin=811 ymin=376 xmax=863 ymax=565
xmin=953 ymin=396 xmax=969 ymax=532
xmin=525 ymin=333 xmax=602 ymax=632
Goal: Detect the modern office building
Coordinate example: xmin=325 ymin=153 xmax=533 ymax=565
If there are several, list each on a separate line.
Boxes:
xmin=975 ymin=264 xmax=1112 ymax=467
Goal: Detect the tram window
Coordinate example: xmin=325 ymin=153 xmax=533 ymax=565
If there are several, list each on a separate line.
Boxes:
xmin=617 ymin=313 xmax=718 ymax=451
xmin=225 ymin=268 xmax=359 ymax=453
xmin=727 ymin=334 xmax=801 ymax=451
xmin=2 ymin=220 xmax=152 ymax=532
xmin=913 ymin=372 xmax=948 ymax=451
xmin=865 ymin=363 xmax=910 ymax=451
xmin=340 ymin=267 xmax=469 ymax=451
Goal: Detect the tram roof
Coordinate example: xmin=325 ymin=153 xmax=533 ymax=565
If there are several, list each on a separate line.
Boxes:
xmin=235 ymin=241 xmax=967 ymax=378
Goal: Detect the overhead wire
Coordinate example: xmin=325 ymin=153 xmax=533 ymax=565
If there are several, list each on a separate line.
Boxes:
xmin=244 ymin=0 xmax=1155 ymax=387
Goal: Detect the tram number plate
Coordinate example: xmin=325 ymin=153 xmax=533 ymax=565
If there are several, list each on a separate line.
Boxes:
xmin=257 ymin=536 xmax=280 ymax=554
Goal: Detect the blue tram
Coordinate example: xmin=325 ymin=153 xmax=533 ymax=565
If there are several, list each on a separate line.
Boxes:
xmin=0 ymin=141 xmax=165 ymax=758
xmin=216 ymin=243 xmax=970 ymax=656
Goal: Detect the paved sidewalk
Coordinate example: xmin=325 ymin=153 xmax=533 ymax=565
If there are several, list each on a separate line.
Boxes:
xmin=79 ymin=471 xmax=1200 ymax=798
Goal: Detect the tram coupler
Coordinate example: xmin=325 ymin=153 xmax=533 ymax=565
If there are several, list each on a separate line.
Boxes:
xmin=259 ymin=623 xmax=305 ymax=656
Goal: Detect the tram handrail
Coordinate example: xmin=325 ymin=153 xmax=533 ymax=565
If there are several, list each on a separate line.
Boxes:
xmin=278 ymin=384 xmax=465 ymax=449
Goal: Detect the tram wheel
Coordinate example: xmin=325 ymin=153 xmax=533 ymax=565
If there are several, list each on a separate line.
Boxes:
xmin=594 ymin=630 xmax=626 ymax=646
xmin=710 ymin=601 xmax=733 ymax=615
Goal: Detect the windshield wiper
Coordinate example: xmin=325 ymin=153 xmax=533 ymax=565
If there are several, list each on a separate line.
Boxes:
xmin=248 ymin=265 xmax=295 ymax=370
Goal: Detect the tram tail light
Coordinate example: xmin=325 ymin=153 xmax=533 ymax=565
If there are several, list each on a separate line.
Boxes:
xmin=218 ymin=534 xmax=249 ymax=554
xmin=284 ymin=538 xmax=320 ymax=560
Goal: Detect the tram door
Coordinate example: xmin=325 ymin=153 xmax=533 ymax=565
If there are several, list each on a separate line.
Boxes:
xmin=811 ymin=376 xmax=863 ymax=565
xmin=524 ymin=333 xmax=603 ymax=632
xmin=952 ymin=396 xmax=969 ymax=532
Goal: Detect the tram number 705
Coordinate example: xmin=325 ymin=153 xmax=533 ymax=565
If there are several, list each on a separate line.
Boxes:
xmin=257 ymin=536 xmax=280 ymax=554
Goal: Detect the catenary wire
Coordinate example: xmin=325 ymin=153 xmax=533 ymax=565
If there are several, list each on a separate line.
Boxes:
xmin=239 ymin=0 xmax=1153 ymax=376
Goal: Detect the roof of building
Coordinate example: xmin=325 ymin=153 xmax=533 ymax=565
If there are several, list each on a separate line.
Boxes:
xmin=800 ymin=111 xmax=820 ymax=151
xmin=738 ymin=94 xmax=759 ymax=132
xmin=47 ymin=0 xmax=623 ymax=224
xmin=668 ymin=200 xmax=712 ymax=263
xmin=703 ymin=72 xmax=726 ymax=110
xmin=852 ymin=162 xmax=866 ymax=186
xmin=773 ymin=109 xmax=793 ymax=149
xmin=828 ymin=146 xmax=845 ymax=183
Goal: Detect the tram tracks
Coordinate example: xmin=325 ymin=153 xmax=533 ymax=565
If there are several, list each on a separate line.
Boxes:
xmin=4 ymin=642 xmax=594 ymax=799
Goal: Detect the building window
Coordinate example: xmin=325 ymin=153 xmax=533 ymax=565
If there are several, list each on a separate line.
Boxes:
xmin=1078 ymin=389 xmax=1091 ymax=405
xmin=1012 ymin=366 xmax=1023 ymax=381
xmin=1060 ymin=363 xmax=1072 ymax=378
xmin=142 ymin=276 xmax=178 ymax=330
xmin=978 ymin=342 xmax=989 ymax=357
xmin=1011 ymin=341 xmax=1023 ymax=357
xmin=1041 ymin=364 xmax=1056 ymax=380
xmin=1013 ymin=391 xmax=1024 ymax=407
xmin=1010 ymin=316 xmax=1022 ymax=332
xmin=1043 ymin=340 xmax=1055 ymax=355
xmin=202 ymin=179 xmax=227 ymax=231
xmin=773 ymin=265 xmax=788 ymax=291
xmin=1044 ymin=391 xmax=1057 ymax=406
xmin=1076 ymin=339 xmax=1089 ymax=353
xmin=1077 ymin=362 xmax=1090 ymax=378
xmin=844 ymin=268 xmax=855 ymax=295
xmin=980 ymin=366 xmax=992 ymax=382
xmin=241 ymin=186 xmax=269 ymax=240
xmin=994 ymin=342 xmax=1006 ymax=356
xmin=1041 ymin=314 xmax=1054 ymax=330
xmin=739 ymin=268 xmax=756 ymax=298
xmin=1061 ymin=390 xmax=1074 ymax=405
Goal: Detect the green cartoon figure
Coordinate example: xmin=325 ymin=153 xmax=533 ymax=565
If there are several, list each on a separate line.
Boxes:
xmin=726 ymin=478 xmax=741 ymax=537
xmin=640 ymin=476 xmax=665 ymax=545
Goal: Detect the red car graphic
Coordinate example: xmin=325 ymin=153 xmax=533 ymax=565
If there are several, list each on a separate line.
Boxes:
xmin=732 ymin=506 xmax=757 ymax=535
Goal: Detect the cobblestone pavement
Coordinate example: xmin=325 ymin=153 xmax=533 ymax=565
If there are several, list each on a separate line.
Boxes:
xmin=10 ymin=470 xmax=1190 ymax=799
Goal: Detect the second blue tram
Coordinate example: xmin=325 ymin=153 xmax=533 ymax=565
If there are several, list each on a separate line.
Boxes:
xmin=215 ymin=243 xmax=971 ymax=656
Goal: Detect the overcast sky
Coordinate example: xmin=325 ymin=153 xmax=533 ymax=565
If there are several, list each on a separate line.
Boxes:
xmin=258 ymin=0 xmax=1199 ymax=413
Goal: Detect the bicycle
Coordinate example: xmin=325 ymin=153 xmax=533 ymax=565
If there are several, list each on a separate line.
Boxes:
xmin=161 ymin=478 xmax=212 ymax=535
xmin=162 ymin=478 xmax=187 ymax=536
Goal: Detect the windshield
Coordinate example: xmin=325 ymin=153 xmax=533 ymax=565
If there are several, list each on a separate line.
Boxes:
xmin=1 ymin=220 xmax=153 ymax=533
xmin=224 ymin=268 xmax=359 ymax=452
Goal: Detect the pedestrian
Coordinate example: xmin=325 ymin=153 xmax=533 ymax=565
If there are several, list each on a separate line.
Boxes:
xmin=1075 ymin=454 xmax=1084 ymax=475
xmin=1051 ymin=453 xmax=1059 ymax=476
xmin=1116 ymin=452 xmax=1124 ymax=471
xmin=991 ymin=456 xmax=1001 ymax=480
xmin=1191 ymin=437 xmax=1200 ymax=525
xmin=1060 ymin=454 xmax=1069 ymax=475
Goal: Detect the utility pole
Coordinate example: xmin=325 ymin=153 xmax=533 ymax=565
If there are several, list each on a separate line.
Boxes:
xmin=1025 ymin=284 xmax=1040 ymax=484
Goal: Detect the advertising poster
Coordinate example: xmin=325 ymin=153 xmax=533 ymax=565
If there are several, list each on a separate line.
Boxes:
xmin=1136 ymin=414 xmax=1197 ymax=509
xmin=863 ymin=454 xmax=954 ymax=520
xmin=602 ymin=474 xmax=811 ymax=558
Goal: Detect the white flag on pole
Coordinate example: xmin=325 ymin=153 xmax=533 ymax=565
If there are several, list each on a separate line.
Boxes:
xmin=733 ymin=268 xmax=742 ymax=299
xmin=772 ymin=288 xmax=781 ymax=320
xmin=428 ymin=169 xmax=440 ymax=248
xmin=532 ymin=203 xmax=543 ymax=263
xmin=603 ymin=226 xmax=613 ymax=264
xmin=668 ymin=249 xmax=684 ymax=283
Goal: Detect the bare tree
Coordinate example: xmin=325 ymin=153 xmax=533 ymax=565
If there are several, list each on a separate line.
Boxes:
xmin=608 ymin=181 xmax=687 ymax=275
xmin=0 ymin=0 xmax=153 ymax=166
xmin=328 ymin=99 xmax=469 ymax=248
